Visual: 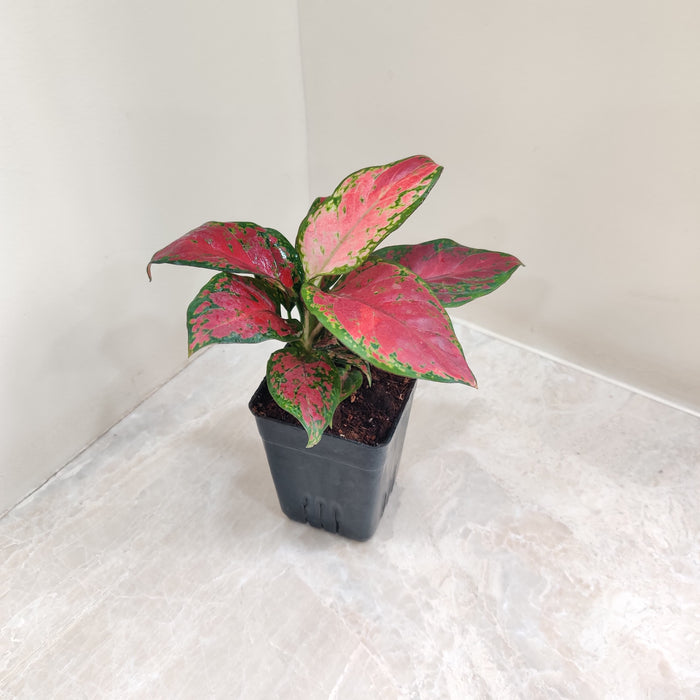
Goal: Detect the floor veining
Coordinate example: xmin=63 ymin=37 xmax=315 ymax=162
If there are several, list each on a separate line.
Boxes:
xmin=1 ymin=326 xmax=699 ymax=698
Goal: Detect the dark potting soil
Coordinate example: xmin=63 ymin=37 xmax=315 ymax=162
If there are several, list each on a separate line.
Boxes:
xmin=249 ymin=367 xmax=416 ymax=447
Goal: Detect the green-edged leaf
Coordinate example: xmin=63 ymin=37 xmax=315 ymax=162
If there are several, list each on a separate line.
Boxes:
xmin=315 ymin=332 xmax=372 ymax=384
xmin=250 ymin=276 xmax=295 ymax=315
xmin=339 ymin=367 xmax=364 ymax=402
xmin=302 ymin=260 xmax=476 ymax=386
xmin=267 ymin=345 xmax=342 ymax=448
xmin=187 ymin=273 xmax=301 ymax=355
xmin=372 ymin=239 xmax=522 ymax=307
xmin=296 ymin=155 xmax=442 ymax=279
xmin=149 ymin=221 xmax=301 ymax=292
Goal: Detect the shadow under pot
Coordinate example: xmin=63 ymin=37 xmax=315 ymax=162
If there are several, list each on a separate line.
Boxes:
xmin=248 ymin=369 xmax=416 ymax=542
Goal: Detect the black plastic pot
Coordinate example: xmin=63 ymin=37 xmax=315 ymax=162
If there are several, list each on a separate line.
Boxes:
xmin=249 ymin=378 xmax=416 ymax=541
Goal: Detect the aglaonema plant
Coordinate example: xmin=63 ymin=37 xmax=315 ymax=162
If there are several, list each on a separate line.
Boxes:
xmin=148 ymin=155 xmax=522 ymax=447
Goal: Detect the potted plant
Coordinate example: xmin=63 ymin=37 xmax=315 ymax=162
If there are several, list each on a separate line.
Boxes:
xmin=148 ymin=155 xmax=521 ymax=540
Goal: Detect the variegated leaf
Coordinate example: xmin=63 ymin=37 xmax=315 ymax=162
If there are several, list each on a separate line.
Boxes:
xmin=251 ymin=276 xmax=294 ymax=314
xmin=302 ymin=260 xmax=476 ymax=386
xmin=372 ymin=239 xmax=522 ymax=307
xmin=187 ymin=273 xmax=301 ymax=355
xmin=296 ymin=155 xmax=442 ymax=279
xmin=339 ymin=367 xmax=364 ymax=402
xmin=149 ymin=221 xmax=301 ymax=292
xmin=267 ymin=345 xmax=341 ymax=448
xmin=316 ymin=332 xmax=372 ymax=385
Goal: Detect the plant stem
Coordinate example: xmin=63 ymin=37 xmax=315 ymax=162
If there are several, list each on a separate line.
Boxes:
xmin=302 ymin=307 xmax=313 ymax=351
xmin=301 ymin=306 xmax=323 ymax=351
xmin=309 ymin=322 xmax=324 ymax=343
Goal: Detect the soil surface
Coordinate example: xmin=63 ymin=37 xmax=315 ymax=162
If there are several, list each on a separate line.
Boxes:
xmin=249 ymin=367 xmax=416 ymax=447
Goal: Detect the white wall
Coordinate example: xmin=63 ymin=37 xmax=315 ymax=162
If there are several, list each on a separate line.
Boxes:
xmin=3 ymin=1 xmax=699 ymax=515
xmin=0 ymin=1 xmax=308 ymax=514
xmin=299 ymin=0 xmax=700 ymax=412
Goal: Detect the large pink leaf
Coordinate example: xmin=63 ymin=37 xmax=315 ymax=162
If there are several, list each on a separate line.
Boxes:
xmin=296 ymin=155 xmax=442 ymax=279
xmin=187 ymin=273 xmax=301 ymax=355
xmin=149 ymin=221 xmax=301 ymax=292
xmin=302 ymin=260 xmax=476 ymax=386
xmin=267 ymin=345 xmax=341 ymax=447
xmin=372 ymin=239 xmax=522 ymax=307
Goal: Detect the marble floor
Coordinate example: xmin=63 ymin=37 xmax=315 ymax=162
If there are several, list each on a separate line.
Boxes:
xmin=1 ymin=324 xmax=699 ymax=699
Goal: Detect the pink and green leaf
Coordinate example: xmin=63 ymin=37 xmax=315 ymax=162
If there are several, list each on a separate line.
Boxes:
xmin=250 ymin=276 xmax=295 ymax=314
xmin=315 ymin=332 xmax=372 ymax=385
xmin=267 ymin=345 xmax=342 ymax=447
xmin=296 ymin=155 xmax=442 ymax=279
xmin=302 ymin=260 xmax=476 ymax=386
xmin=187 ymin=273 xmax=301 ymax=355
xmin=149 ymin=221 xmax=301 ymax=292
xmin=372 ymin=239 xmax=522 ymax=307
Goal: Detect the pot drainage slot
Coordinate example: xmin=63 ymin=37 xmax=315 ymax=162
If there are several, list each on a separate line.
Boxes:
xmin=300 ymin=496 xmax=340 ymax=533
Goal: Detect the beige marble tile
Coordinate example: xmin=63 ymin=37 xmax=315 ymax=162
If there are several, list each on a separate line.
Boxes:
xmin=1 ymin=326 xmax=699 ymax=698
